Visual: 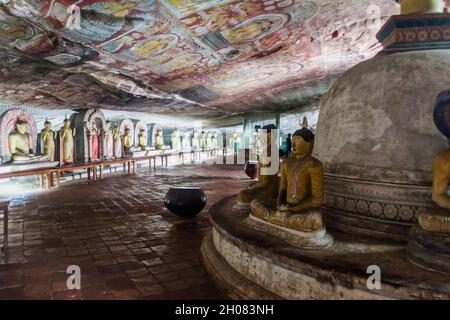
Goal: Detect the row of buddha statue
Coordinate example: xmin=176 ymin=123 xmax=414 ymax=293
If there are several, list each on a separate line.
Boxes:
xmin=170 ymin=129 xmax=220 ymax=151
xmin=4 ymin=110 xmax=222 ymax=166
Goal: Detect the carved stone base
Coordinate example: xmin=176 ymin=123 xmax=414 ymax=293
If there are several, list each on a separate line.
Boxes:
xmin=407 ymin=226 xmax=450 ymax=274
xmin=231 ymin=201 xmax=250 ymax=213
xmin=202 ymin=195 xmax=450 ymax=299
xmin=246 ymin=214 xmax=334 ymax=249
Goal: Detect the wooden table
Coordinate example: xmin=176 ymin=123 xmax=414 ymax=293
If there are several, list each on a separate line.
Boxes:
xmin=134 ymin=156 xmax=157 ymax=171
xmin=0 ymin=200 xmax=9 ymax=255
xmin=50 ymin=163 xmax=98 ymax=188
xmin=97 ymin=158 xmax=136 ymax=179
xmin=0 ymin=168 xmax=54 ymax=189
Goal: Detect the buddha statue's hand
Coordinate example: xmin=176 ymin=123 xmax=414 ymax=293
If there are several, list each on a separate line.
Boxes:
xmin=278 ymin=204 xmax=291 ymax=212
xmin=247 ymin=182 xmax=258 ymax=190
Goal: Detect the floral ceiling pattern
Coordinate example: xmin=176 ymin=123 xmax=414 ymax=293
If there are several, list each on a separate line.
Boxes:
xmin=0 ymin=0 xmax=401 ymax=124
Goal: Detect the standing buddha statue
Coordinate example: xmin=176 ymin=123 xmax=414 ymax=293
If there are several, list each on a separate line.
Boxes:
xmin=113 ymin=126 xmax=122 ymax=158
xmin=39 ymin=120 xmax=56 ymax=161
xmin=232 ymin=124 xmax=279 ymax=212
xmin=103 ymin=121 xmax=114 ymax=159
xmin=60 ymin=118 xmax=75 ymax=164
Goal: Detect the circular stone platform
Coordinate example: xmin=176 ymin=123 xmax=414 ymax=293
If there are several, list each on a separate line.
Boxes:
xmin=201 ymin=195 xmax=450 ymax=299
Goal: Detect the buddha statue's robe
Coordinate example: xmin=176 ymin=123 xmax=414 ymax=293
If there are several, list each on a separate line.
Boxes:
xmin=40 ymin=128 xmax=56 ymax=161
xmin=60 ymin=125 xmax=75 ymax=164
xmin=251 ymin=154 xmax=325 ymax=232
xmin=9 ymin=130 xmax=47 ymax=163
xmin=91 ymin=129 xmax=100 ymax=160
xmin=417 ymin=146 xmax=450 ymax=234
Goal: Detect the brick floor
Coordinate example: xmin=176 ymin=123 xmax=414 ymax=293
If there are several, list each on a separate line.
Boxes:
xmin=0 ymin=164 xmax=248 ymax=300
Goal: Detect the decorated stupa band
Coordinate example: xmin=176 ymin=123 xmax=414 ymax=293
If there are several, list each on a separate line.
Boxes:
xmin=248 ymin=119 xmax=333 ymax=249
xmin=232 ymin=124 xmax=279 ymax=213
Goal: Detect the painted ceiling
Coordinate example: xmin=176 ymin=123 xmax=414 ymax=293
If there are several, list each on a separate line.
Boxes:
xmin=0 ymin=0 xmax=403 ymax=126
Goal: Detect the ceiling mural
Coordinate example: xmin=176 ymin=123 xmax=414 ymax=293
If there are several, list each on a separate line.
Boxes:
xmin=0 ymin=0 xmax=404 ymax=125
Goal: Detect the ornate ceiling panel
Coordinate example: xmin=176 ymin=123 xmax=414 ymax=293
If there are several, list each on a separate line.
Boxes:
xmin=0 ymin=0 xmax=402 ymax=123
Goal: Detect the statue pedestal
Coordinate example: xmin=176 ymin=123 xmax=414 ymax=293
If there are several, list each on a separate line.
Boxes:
xmin=407 ymin=226 xmax=450 ymax=274
xmin=124 ymin=149 xmax=155 ymax=158
xmin=202 ymin=195 xmax=450 ymax=299
xmin=0 ymin=161 xmax=59 ymax=174
xmin=246 ymin=214 xmax=333 ymax=249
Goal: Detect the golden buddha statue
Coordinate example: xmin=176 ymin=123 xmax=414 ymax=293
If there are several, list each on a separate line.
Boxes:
xmin=251 ymin=124 xmax=325 ymax=233
xmin=60 ymin=118 xmax=75 ymax=164
xmin=171 ymin=128 xmax=181 ymax=150
xmin=138 ymin=128 xmax=148 ymax=151
xmin=400 ymin=0 xmax=443 ymax=14
xmin=122 ymin=128 xmax=133 ymax=152
xmin=39 ymin=120 xmax=56 ymax=161
xmin=155 ymin=129 xmax=165 ymax=150
xmin=232 ymin=124 xmax=279 ymax=213
xmin=9 ymin=120 xmax=47 ymax=163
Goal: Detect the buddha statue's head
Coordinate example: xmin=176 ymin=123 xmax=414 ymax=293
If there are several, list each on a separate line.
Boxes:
xmin=63 ymin=118 xmax=71 ymax=128
xmin=44 ymin=120 xmax=52 ymax=130
xmin=105 ymin=121 xmax=112 ymax=131
xmin=157 ymin=129 xmax=162 ymax=136
xmin=140 ymin=128 xmax=146 ymax=136
xmin=125 ymin=128 xmax=131 ymax=136
xmin=16 ymin=120 xmax=27 ymax=135
xmin=292 ymin=127 xmax=314 ymax=158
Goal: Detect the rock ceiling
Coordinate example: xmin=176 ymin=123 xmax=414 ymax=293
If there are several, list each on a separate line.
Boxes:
xmin=0 ymin=0 xmax=400 ymax=126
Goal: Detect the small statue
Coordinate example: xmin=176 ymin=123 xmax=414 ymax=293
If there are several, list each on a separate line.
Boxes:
xmin=229 ymin=132 xmax=241 ymax=154
xmin=39 ymin=120 xmax=56 ymax=161
xmin=113 ymin=126 xmax=122 ymax=158
xmin=211 ymin=132 xmax=218 ymax=148
xmin=9 ymin=120 xmax=48 ymax=163
xmin=233 ymin=124 xmax=279 ymax=212
xmin=182 ymin=131 xmax=191 ymax=150
xmin=122 ymin=128 xmax=133 ymax=152
xmin=155 ymin=129 xmax=165 ymax=150
xmin=206 ymin=132 xmax=213 ymax=149
xmin=138 ymin=128 xmax=148 ymax=151
xmin=89 ymin=122 xmax=100 ymax=161
xmin=192 ymin=131 xmax=200 ymax=150
xmin=171 ymin=128 xmax=181 ymax=150
xmin=200 ymin=131 xmax=207 ymax=150
xmin=60 ymin=118 xmax=75 ymax=164
xmin=251 ymin=123 xmax=326 ymax=233
xmin=103 ymin=121 xmax=114 ymax=159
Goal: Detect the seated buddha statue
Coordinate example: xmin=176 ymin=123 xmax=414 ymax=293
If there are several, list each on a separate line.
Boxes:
xmin=9 ymin=120 xmax=48 ymax=163
xmin=122 ymin=128 xmax=133 ymax=152
xmin=417 ymin=141 xmax=450 ymax=233
xmin=138 ymin=129 xmax=149 ymax=151
xmin=232 ymin=124 xmax=279 ymax=213
xmin=250 ymin=125 xmax=325 ymax=233
xmin=155 ymin=129 xmax=165 ymax=150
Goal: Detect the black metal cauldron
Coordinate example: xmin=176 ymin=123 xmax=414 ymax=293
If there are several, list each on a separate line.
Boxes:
xmin=164 ymin=187 xmax=207 ymax=218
